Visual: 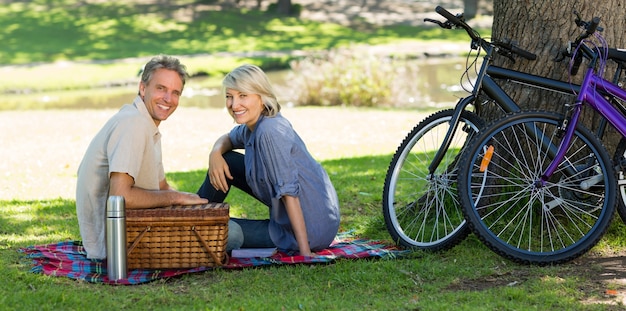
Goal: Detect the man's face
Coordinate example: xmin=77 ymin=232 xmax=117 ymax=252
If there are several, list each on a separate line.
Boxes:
xmin=139 ymin=68 xmax=183 ymax=126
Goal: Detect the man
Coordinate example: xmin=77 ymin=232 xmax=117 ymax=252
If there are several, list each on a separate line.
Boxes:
xmin=76 ymin=55 xmax=208 ymax=259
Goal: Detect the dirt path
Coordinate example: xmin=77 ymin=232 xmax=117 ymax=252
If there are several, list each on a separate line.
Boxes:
xmin=0 ymin=107 xmax=429 ymax=200
xmin=237 ymin=0 xmax=492 ymax=27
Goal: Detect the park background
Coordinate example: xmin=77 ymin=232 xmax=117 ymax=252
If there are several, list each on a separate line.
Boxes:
xmin=2 ymin=0 xmax=626 ymax=310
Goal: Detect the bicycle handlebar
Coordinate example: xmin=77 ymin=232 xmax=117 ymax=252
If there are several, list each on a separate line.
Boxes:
xmin=435 ymin=6 xmax=463 ymax=28
xmin=434 ymin=6 xmax=478 ymax=41
xmin=569 ymin=15 xmax=602 ymax=75
xmin=432 ymin=6 xmax=536 ymax=61
xmin=586 ymin=17 xmax=601 ymax=36
xmin=511 ymin=46 xmax=537 ymax=60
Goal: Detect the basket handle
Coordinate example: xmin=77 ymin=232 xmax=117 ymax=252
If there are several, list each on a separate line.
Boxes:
xmin=126 ymin=226 xmax=150 ymax=256
xmin=192 ymin=226 xmax=226 ymax=266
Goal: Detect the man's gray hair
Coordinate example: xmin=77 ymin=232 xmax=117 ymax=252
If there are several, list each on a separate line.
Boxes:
xmin=141 ymin=54 xmax=189 ymax=88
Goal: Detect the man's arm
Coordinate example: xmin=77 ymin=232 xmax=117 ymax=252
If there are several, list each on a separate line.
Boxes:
xmin=159 ymin=178 xmax=173 ymax=191
xmin=109 ymin=172 xmax=207 ymax=209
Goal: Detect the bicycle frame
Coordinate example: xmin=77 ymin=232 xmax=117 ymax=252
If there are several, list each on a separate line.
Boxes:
xmin=426 ymin=11 xmax=625 ymax=177
xmin=542 ymin=67 xmax=626 ymax=181
xmin=429 ymin=63 xmax=584 ymax=175
xmin=428 ymin=49 xmax=626 ymax=175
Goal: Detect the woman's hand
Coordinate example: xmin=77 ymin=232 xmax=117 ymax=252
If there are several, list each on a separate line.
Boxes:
xmin=208 ymin=152 xmax=232 ymax=193
xmin=207 ymin=134 xmax=235 ymax=193
xmin=300 ymin=250 xmax=317 ymax=257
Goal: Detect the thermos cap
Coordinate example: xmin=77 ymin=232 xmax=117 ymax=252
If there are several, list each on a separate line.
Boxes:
xmin=107 ymin=196 xmax=125 ymax=217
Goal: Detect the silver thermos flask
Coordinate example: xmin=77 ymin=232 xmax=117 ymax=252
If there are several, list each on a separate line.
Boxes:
xmin=106 ymin=195 xmax=127 ymax=280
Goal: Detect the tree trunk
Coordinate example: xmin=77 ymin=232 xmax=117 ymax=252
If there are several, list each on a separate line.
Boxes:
xmin=487 ymin=0 xmax=626 ymax=152
xmin=276 ymin=0 xmax=292 ymax=15
xmin=464 ymin=0 xmax=479 ymax=20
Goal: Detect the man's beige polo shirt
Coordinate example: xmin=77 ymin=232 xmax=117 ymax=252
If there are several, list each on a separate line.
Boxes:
xmin=76 ymin=96 xmax=164 ymax=259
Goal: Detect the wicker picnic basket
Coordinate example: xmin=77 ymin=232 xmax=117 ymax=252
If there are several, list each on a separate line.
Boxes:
xmin=125 ymin=203 xmax=229 ymax=269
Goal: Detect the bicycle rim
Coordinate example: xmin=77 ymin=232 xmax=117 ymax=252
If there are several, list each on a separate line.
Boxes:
xmin=459 ymin=111 xmax=615 ymax=264
xmin=383 ymin=109 xmax=482 ymax=251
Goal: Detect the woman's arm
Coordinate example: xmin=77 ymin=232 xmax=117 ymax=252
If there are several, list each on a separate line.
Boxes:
xmin=208 ymin=133 xmax=235 ymax=193
xmin=282 ymin=195 xmax=314 ymax=256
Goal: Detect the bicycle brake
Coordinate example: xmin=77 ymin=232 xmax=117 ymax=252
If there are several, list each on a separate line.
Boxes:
xmin=495 ymin=39 xmax=517 ymax=63
xmin=554 ymin=41 xmax=575 ymax=62
xmin=553 ymin=51 xmax=567 ymax=62
xmin=423 ymin=18 xmax=452 ymax=29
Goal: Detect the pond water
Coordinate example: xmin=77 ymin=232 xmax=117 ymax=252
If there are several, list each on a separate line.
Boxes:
xmin=0 ymin=58 xmax=471 ymax=111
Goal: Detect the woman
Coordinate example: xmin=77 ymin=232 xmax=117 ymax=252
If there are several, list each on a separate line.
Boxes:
xmin=198 ymin=64 xmax=340 ymax=256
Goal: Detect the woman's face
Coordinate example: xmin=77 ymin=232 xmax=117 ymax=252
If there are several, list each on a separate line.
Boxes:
xmin=225 ymin=88 xmax=264 ymax=130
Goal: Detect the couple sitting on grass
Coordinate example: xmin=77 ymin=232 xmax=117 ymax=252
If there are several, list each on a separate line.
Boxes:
xmin=75 ymin=55 xmax=341 ymax=260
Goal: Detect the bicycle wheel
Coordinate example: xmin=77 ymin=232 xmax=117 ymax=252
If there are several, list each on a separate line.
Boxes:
xmin=383 ymin=109 xmax=483 ymax=251
xmin=458 ymin=110 xmax=615 ymax=265
xmin=613 ymin=138 xmax=626 ymax=224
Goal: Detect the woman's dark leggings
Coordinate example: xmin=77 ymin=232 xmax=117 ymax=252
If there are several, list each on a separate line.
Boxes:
xmin=196 ymin=151 xmax=274 ymax=248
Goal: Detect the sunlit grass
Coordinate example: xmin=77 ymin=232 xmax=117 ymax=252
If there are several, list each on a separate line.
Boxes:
xmin=0 ymin=0 xmax=490 ymax=94
xmin=2 ymin=153 xmax=626 ymax=309
xmin=3 ymin=1 xmax=471 ymax=65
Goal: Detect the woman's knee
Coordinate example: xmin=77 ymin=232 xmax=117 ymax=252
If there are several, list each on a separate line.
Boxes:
xmin=226 ymin=219 xmax=244 ymax=252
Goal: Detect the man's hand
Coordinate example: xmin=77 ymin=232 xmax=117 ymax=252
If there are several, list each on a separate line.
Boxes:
xmin=175 ymin=191 xmax=209 ymax=205
xmin=110 ymin=172 xmax=207 ymax=208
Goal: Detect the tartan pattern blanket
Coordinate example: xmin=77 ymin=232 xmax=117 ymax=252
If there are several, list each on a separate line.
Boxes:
xmin=19 ymin=232 xmax=409 ymax=285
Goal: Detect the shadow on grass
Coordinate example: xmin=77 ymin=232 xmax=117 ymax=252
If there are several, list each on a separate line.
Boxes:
xmin=0 ymin=1 xmax=484 ymax=65
xmin=0 ymin=198 xmax=78 ymax=247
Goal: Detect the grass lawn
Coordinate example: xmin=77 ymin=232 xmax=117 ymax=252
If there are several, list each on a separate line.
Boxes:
xmin=3 ymin=155 xmax=626 ymax=310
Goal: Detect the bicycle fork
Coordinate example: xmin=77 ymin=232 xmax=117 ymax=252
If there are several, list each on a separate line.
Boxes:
xmin=530 ymin=70 xmax=604 ymax=211
xmin=427 ymin=95 xmax=476 ymax=175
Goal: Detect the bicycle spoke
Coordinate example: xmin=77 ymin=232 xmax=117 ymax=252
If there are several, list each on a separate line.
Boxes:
xmin=383 ymin=110 xmax=482 ymax=250
xmin=459 ymin=111 xmax=615 ymax=264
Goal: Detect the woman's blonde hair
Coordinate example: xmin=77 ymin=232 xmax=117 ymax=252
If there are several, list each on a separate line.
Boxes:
xmin=222 ymin=64 xmax=281 ymax=116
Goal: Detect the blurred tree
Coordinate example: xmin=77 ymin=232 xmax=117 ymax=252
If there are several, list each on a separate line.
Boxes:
xmin=483 ymin=0 xmax=626 ymax=150
xmin=276 ymin=0 xmax=292 ymax=14
xmin=464 ymin=0 xmax=479 ymax=20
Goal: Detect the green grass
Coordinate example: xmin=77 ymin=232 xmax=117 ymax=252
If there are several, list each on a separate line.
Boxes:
xmin=4 ymin=1 xmax=622 ymax=310
xmin=2 ymin=155 xmax=626 ymax=310
xmin=0 ymin=0 xmax=489 ymax=94
xmin=0 ymin=0 xmax=474 ymax=64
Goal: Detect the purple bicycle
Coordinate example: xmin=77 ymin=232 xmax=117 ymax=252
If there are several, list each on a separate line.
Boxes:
xmin=458 ymin=13 xmax=626 ymax=264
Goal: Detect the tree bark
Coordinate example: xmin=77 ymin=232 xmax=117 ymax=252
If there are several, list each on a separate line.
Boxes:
xmin=487 ymin=0 xmax=626 ymax=151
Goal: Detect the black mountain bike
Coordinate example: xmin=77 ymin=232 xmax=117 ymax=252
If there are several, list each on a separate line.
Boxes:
xmin=382 ymin=6 xmax=626 ymax=251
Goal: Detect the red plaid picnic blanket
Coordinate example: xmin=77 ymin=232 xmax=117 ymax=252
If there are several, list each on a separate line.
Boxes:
xmin=19 ymin=232 xmax=409 ymax=285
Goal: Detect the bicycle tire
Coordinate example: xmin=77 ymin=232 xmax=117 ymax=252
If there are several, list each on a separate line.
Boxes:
xmin=458 ymin=110 xmax=615 ymax=265
xmin=383 ymin=109 xmax=483 ymax=251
